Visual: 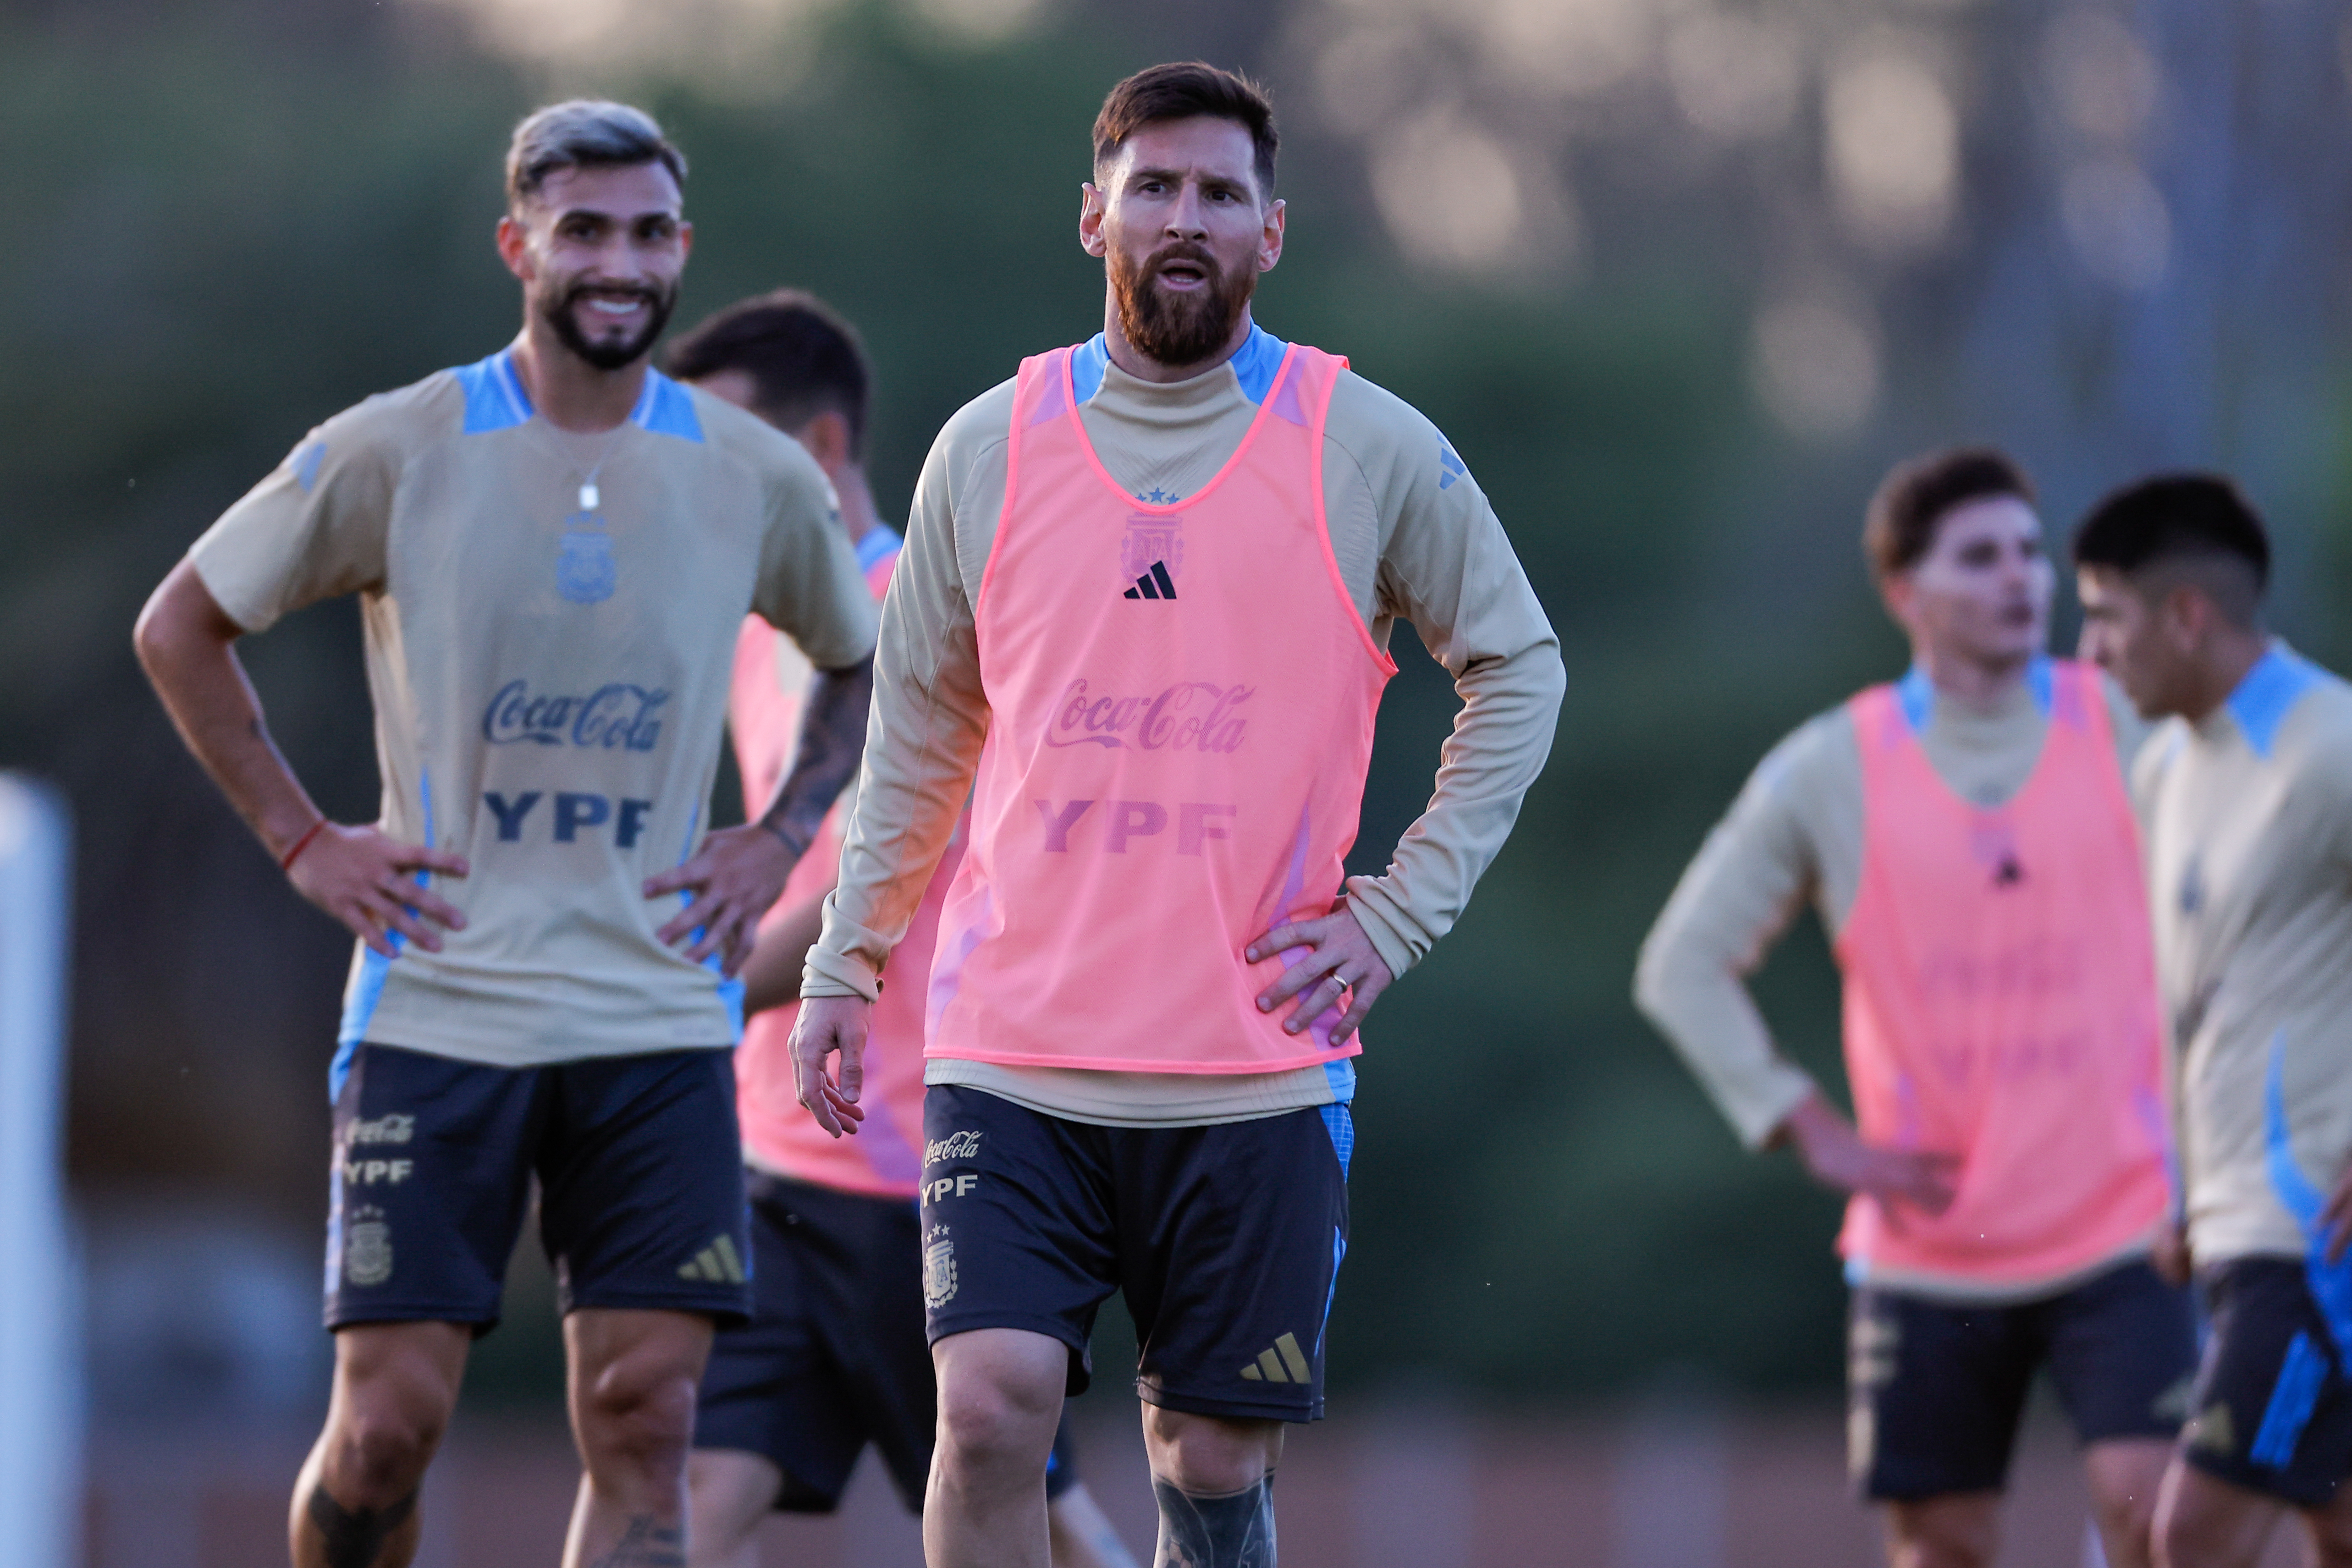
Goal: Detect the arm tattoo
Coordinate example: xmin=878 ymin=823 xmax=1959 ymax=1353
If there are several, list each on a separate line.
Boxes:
xmin=587 ymin=1515 xmax=686 ymax=1568
xmin=757 ymin=655 xmax=874 ymax=859
xmin=1152 ymin=1475 xmax=1277 ymax=1568
xmin=305 ymin=1483 xmax=417 ymax=1568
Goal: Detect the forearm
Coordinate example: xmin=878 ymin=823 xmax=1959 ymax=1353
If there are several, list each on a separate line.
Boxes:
xmin=755 ymin=657 xmax=874 ymax=858
xmin=133 ymin=562 xmax=320 ymax=859
xmin=1633 ymin=924 xmax=1817 ymax=1150
xmin=1344 ymin=638 xmax=1565 ymax=977
xmin=739 ymin=892 xmax=828 ymax=1015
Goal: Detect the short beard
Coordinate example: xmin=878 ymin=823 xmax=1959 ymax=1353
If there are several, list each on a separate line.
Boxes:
xmin=1110 ymin=242 xmax=1255 ymax=370
xmin=540 ymin=277 xmax=676 ymax=372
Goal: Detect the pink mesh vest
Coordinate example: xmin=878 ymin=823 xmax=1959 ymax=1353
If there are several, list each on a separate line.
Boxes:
xmin=925 ymin=340 xmax=1394 ymax=1073
xmin=1835 ymin=660 xmax=2170 ymax=1282
xmin=731 ymin=545 xmax=940 ymax=1197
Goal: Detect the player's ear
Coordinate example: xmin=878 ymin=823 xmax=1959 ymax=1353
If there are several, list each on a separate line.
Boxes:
xmin=495 ymin=213 xmax=531 ymax=281
xmin=793 ymin=411 xmax=854 ymax=477
xmin=1259 ymin=197 xmax=1285 ymax=273
xmin=1079 ymin=182 xmax=1110 ymax=258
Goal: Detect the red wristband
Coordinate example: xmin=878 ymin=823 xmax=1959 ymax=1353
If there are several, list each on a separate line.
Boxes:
xmin=280 ymin=819 xmax=329 ymax=873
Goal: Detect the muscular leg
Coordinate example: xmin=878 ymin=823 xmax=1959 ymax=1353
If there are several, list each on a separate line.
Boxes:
xmin=561 ymin=1308 xmax=715 ymax=1568
xmin=290 ymin=1321 xmax=470 ymax=1568
xmin=2083 ymin=1439 xmax=2170 ymax=1568
xmin=684 ymin=1449 xmax=780 ymax=1568
xmin=1139 ymin=1405 xmax=1283 ymax=1568
xmin=927 ymin=1328 xmax=1068 ymax=1568
xmin=2152 ymin=1458 xmax=2283 ymax=1568
xmin=1882 ymin=1492 xmax=2000 ymax=1568
xmin=1049 ymin=1480 xmax=1143 ymax=1568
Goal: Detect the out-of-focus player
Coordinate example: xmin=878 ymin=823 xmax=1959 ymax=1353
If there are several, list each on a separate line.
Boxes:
xmin=665 ymin=291 xmax=1140 ymax=1568
xmin=132 ymin=104 xmax=877 ymax=1568
xmin=1638 ymin=448 xmax=2192 ymax=1568
xmin=788 ymin=62 xmax=1564 ymax=1568
xmin=2076 ymin=477 xmax=2352 ymax=1568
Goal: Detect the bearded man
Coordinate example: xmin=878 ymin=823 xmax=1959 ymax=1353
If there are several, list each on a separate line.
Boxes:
xmin=785 ymin=62 xmax=1564 ymax=1568
xmin=133 ymin=101 xmax=876 ymax=1568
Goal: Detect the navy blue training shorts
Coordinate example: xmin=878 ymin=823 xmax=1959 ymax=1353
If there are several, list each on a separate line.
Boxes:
xmin=918 ymin=1084 xmax=1353 ymax=1424
xmin=694 ymin=1169 xmax=1082 ymax=1513
xmin=1848 ymin=1258 xmax=2197 ymax=1500
xmin=2181 ymin=1257 xmax=2352 ymax=1507
xmin=324 ymin=1042 xmax=752 ymax=1331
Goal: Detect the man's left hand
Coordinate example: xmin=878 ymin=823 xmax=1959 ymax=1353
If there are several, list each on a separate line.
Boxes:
xmin=1245 ymin=903 xmax=1395 ymax=1045
xmin=645 ymin=823 xmax=798 ymax=974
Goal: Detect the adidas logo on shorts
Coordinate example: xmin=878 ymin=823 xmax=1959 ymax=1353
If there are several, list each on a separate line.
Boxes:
xmin=677 ymin=1234 xmax=746 ymax=1284
xmin=1238 ymin=1332 xmax=1312 ymax=1384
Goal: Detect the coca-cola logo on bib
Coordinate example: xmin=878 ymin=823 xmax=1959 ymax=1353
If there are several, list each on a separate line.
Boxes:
xmin=1047 ymin=678 xmax=1250 ymax=753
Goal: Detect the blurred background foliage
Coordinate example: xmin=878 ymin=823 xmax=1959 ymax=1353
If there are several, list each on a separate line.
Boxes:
xmin=9 ymin=0 xmax=2352 ymax=1415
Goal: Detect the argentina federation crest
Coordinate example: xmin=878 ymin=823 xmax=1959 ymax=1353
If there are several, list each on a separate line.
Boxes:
xmin=1121 ymin=510 xmax=1184 ymax=587
xmin=345 ymin=1205 xmax=394 ymax=1287
xmin=922 ymin=1230 xmax=958 ymax=1309
xmin=556 ymin=510 xmax=617 ymax=605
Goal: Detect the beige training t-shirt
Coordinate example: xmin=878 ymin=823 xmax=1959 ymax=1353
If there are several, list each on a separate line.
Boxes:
xmin=190 ymin=347 xmax=876 ymax=1068
xmin=2137 ymin=644 xmax=2352 ymax=1264
xmin=805 ymin=324 xmax=1566 ymax=1125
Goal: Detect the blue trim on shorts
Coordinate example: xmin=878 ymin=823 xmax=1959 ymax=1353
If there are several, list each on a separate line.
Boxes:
xmin=334 ymin=767 xmax=436 ymax=1098
xmin=2230 ymin=645 xmax=2319 ymax=760
xmin=2253 ymin=1331 xmax=2331 ymax=1468
xmin=1322 ymin=1056 xmax=1356 ymax=1103
xmin=2266 ymin=1032 xmax=2352 ymax=1362
xmin=1315 ymin=1225 xmax=1347 ymax=1356
xmin=1319 ymin=1104 xmax=1354 ymax=1181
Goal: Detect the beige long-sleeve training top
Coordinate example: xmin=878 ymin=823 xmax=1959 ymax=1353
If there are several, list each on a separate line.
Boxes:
xmin=804 ymin=324 xmax=1565 ymax=1124
xmin=1635 ymin=670 xmax=2148 ymax=1148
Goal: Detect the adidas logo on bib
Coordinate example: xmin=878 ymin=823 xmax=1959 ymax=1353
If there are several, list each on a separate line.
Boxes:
xmin=1122 ymin=561 xmax=1178 ymax=601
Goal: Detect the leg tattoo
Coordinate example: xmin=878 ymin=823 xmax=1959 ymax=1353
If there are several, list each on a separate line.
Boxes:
xmin=306 ymin=1484 xmax=417 ymax=1568
xmin=1152 ymin=1475 xmax=1276 ymax=1568
xmin=587 ymin=1515 xmax=686 ymax=1568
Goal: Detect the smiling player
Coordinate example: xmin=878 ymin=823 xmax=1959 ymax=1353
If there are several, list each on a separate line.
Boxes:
xmin=787 ymin=62 xmax=1564 ymax=1568
xmin=1638 ymin=449 xmax=2192 ymax=1568
xmin=133 ymin=102 xmax=876 ymax=1568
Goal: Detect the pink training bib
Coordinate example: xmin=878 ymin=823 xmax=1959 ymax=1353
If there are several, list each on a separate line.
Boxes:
xmin=925 ymin=340 xmax=1394 ymax=1074
xmin=1835 ymin=660 xmax=2170 ymax=1282
xmin=731 ymin=543 xmax=942 ymax=1198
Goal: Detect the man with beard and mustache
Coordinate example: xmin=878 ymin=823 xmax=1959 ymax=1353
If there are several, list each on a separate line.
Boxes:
xmin=132 ymin=101 xmax=877 ymax=1568
xmin=786 ymin=62 xmax=1564 ymax=1568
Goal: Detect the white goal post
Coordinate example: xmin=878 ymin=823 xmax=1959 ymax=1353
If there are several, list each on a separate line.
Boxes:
xmin=0 ymin=775 xmax=79 ymax=1568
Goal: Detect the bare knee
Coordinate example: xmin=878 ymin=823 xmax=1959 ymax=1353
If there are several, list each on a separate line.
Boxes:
xmin=324 ymin=1331 xmax=463 ymax=1503
xmin=1885 ymin=1494 xmax=1999 ymax=1568
xmin=1142 ymin=1408 xmax=1282 ymax=1497
xmin=578 ymin=1355 xmax=700 ymax=1483
xmin=937 ymin=1362 xmax=1061 ymax=1474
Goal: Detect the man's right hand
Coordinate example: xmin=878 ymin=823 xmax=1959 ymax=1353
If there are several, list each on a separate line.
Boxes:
xmin=789 ymin=994 xmax=872 ymax=1139
xmin=1779 ymin=1093 xmax=1961 ymax=1219
xmin=286 ymin=822 xmax=469 ymax=957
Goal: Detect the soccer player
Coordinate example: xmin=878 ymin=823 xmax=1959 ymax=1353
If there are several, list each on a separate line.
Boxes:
xmin=666 ymin=292 xmax=1139 ymax=1568
xmin=2075 ymin=477 xmax=2352 ymax=1568
xmin=783 ymin=62 xmax=1563 ymax=1568
xmin=1636 ymin=448 xmax=2194 ymax=1568
xmin=131 ymin=104 xmax=878 ymax=1568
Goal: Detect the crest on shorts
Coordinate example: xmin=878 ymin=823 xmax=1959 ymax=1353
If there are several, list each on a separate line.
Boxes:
xmin=345 ymin=1206 xmax=393 ymax=1288
xmin=922 ymin=1230 xmax=958 ymax=1309
xmin=556 ymin=510 xmax=617 ymax=605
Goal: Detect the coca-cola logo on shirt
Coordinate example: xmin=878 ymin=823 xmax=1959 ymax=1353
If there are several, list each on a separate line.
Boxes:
xmin=1046 ymin=678 xmax=1250 ymax=753
xmin=482 ymin=680 xmax=668 ymax=752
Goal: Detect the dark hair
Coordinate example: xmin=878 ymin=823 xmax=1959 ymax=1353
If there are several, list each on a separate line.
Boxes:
xmin=1094 ymin=62 xmax=1278 ymax=199
xmin=2071 ymin=473 xmax=2270 ymax=590
xmin=665 ymin=290 xmax=870 ymax=459
xmin=506 ymin=100 xmax=687 ymax=210
xmin=1862 ymin=446 xmax=2037 ymax=579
